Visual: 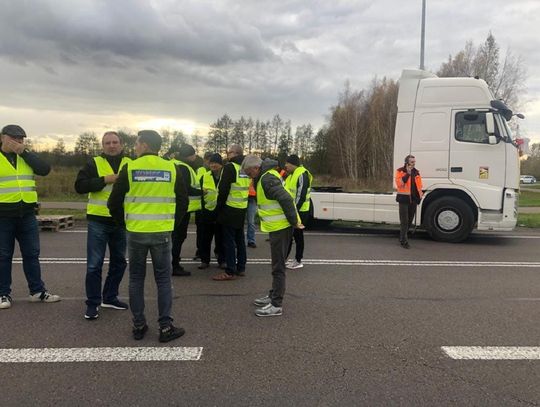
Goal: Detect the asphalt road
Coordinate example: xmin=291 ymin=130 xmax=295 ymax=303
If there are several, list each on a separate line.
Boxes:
xmin=2 ymin=225 xmax=540 ymax=406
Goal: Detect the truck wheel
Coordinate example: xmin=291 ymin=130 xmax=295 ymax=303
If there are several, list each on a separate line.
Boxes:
xmin=424 ymin=197 xmax=474 ymax=243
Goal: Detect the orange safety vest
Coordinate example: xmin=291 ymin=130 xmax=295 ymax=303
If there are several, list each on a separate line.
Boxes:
xmin=395 ymin=168 xmax=423 ymax=201
xmin=248 ymin=179 xmax=256 ymax=197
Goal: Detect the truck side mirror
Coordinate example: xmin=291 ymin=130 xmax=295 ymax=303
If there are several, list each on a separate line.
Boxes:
xmin=485 ymin=112 xmax=495 ymax=134
xmin=488 ymin=135 xmax=497 ymax=145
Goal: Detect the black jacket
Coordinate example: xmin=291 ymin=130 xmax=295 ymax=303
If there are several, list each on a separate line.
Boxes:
xmin=216 ymin=155 xmax=246 ymax=229
xmin=0 ymin=149 xmax=50 ymax=218
xmin=107 ymin=153 xmax=189 ymax=227
xmin=74 ymin=153 xmax=128 ymax=224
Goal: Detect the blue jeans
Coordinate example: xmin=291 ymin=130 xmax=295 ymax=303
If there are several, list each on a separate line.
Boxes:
xmin=127 ymin=232 xmax=174 ymax=328
xmin=222 ymin=224 xmax=247 ymax=275
xmin=0 ymin=214 xmax=46 ymax=296
xmin=85 ymin=220 xmax=127 ymax=307
xmin=246 ymin=197 xmax=257 ymax=245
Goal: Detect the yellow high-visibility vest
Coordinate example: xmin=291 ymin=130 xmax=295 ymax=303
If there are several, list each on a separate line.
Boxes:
xmin=174 ymin=159 xmax=202 ymax=212
xmin=202 ymin=169 xmax=220 ymax=211
xmin=0 ymin=153 xmax=37 ymax=204
xmin=284 ymin=166 xmax=313 ymax=213
xmin=87 ymin=156 xmax=131 ymax=217
xmin=225 ymin=162 xmax=250 ymax=209
xmin=256 ymin=169 xmax=295 ymax=233
xmin=124 ymin=155 xmax=176 ymax=233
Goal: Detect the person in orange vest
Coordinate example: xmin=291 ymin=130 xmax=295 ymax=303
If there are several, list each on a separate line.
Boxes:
xmin=246 ymin=179 xmax=257 ymax=248
xmin=395 ymin=154 xmax=423 ymax=249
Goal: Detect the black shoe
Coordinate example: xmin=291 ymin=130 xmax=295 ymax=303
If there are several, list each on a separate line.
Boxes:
xmin=247 ymin=242 xmax=257 ymax=248
xmin=159 ymin=324 xmax=185 ymax=343
xmin=400 ymin=241 xmax=410 ymax=249
xmin=172 ymin=265 xmax=191 ymax=276
xmin=84 ymin=305 xmax=99 ymax=320
xmin=132 ymin=324 xmax=148 ymax=340
xmin=198 ymin=262 xmax=210 ymax=270
xmin=101 ymin=299 xmax=129 ymax=310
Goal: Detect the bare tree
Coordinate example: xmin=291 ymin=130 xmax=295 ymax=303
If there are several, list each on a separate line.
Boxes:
xmin=437 ymin=32 xmax=527 ymax=109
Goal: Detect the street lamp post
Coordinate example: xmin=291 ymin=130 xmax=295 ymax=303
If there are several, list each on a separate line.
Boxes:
xmin=420 ymin=0 xmax=426 ymax=70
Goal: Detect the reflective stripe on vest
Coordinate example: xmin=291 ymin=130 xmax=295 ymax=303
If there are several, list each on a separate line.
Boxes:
xmin=124 ymin=155 xmax=176 ymax=233
xmin=256 ymin=169 xmax=292 ymax=233
xmin=225 ymin=162 xmax=250 ymax=209
xmin=284 ymin=166 xmax=313 ymax=213
xmin=174 ymin=160 xmax=202 ymax=212
xmin=202 ymin=169 xmax=219 ymax=211
xmin=0 ymin=153 xmax=37 ymax=204
xmin=87 ymin=156 xmax=131 ymax=217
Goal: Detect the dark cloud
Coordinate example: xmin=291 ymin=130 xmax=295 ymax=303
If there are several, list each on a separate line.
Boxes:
xmin=0 ymin=0 xmax=538 ymax=140
xmin=0 ymin=0 xmax=274 ymax=66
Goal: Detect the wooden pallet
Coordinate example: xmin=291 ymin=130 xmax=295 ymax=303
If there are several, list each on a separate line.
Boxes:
xmin=37 ymin=215 xmax=74 ymax=232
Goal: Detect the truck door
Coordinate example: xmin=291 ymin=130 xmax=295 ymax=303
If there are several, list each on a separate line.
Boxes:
xmin=449 ymin=110 xmax=506 ymax=210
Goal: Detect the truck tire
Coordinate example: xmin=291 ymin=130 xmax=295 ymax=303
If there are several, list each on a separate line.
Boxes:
xmin=424 ymin=197 xmax=474 ymax=243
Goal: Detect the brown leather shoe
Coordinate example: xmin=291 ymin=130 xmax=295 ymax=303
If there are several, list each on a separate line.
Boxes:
xmin=212 ymin=272 xmax=237 ymax=281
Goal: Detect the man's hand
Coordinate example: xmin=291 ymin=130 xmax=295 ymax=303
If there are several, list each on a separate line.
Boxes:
xmin=3 ymin=138 xmax=25 ymax=154
xmin=295 ymin=223 xmax=305 ymax=230
xmin=103 ymin=174 xmax=119 ymax=184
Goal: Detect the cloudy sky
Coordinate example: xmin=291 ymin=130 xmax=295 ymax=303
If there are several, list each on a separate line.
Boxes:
xmin=0 ymin=0 xmax=539 ymax=150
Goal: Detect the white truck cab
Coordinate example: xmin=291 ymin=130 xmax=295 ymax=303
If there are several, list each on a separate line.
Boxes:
xmin=310 ymin=69 xmax=520 ymax=242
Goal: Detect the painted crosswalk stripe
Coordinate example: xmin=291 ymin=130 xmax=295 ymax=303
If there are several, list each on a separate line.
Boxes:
xmin=0 ymin=347 xmax=203 ymax=363
xmin=442 ymin=346 xmax=540 ymax=360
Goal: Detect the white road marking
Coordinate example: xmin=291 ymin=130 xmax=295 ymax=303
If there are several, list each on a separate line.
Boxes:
xmin=442 ymin=346 xmax=540 ymax=360
xmin=58 ymin=229 xmax=540 ymax=239
xmin=12 ymin=257 xmax=540 ymax=267
xmin=0 ymin=347 xmax=203 ymax=363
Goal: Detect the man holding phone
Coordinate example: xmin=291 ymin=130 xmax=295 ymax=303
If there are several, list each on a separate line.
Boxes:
xmin=395 ymin=154 xmax=423 ymax=249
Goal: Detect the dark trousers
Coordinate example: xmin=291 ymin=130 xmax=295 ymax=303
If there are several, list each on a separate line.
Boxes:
xmin=85 ymin=220 xmax=127 ymax=306
xmin=127 ymin=231 xmax=173 ymax=329
xmin=222 ymin=224 xmax=246 ymax=275
xmin=399 ymin=202 xmax=418 ymax=243
xmin=287 ymin=211 xmax=309 ymax=262
xmin=171 ymin=212 xmax=191 ymax=267
xmin=199 ymin=221 xmax=224 ymax=265
xmin=268 ymin=227 xmax=293 ymax=307
xmin=0 ymin=213 xmax=46 ymax=296
xmin=194 ymin=211 xmax=202 ymax=256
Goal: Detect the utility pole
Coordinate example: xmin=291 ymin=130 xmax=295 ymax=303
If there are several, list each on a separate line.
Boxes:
xmin=420 ymin=0 xmax=426 ymax=70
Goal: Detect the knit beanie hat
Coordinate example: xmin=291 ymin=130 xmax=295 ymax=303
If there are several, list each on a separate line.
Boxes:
xmin=286 ymin=154 xmax=300 ymax=166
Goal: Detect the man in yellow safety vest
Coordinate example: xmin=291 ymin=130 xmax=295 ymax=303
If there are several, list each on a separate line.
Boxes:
xmin=108 ymin=130 xmax=188 ymax=342
xmin=212 ymin=144 xmax=250 ymax=281
xmin=75 ymin=131 xmax=131 ymax=320
xmin=170 ymin=144 xmax=202 ymax=276
xmin=284 ymin=154 xmax=313 ymax=270
xmin=0 ymin=124 xmax=61 ymax=310
xmin=241 ymin=155 xmax=304 ymax=317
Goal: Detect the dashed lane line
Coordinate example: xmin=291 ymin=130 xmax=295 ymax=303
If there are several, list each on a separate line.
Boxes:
xmin=0 ymin=347 xmax=203 ymax=363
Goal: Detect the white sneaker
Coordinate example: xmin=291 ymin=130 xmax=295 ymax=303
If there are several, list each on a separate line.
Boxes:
xmin=29 ymin=291 xmax=61 ymax=303
xmin=253 ymin=295 xmax=272 ymax=307
xmin=286 ymin=260 xmax=304 ymax=270
xmin=255 ymin=303 xmax=282 ymax=317
xmin=0 ymin=295 xmax=12 ymax=309
xmin=285 ymin=259 xmax=294 ymax=266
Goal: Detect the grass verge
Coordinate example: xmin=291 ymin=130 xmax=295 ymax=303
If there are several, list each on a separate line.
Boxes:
xmin=38 ymin=208 xmax=87 ymax=220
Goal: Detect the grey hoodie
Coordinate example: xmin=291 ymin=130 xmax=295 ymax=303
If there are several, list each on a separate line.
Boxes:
xmin=256 ymin=158 xmax=299 ymax=227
